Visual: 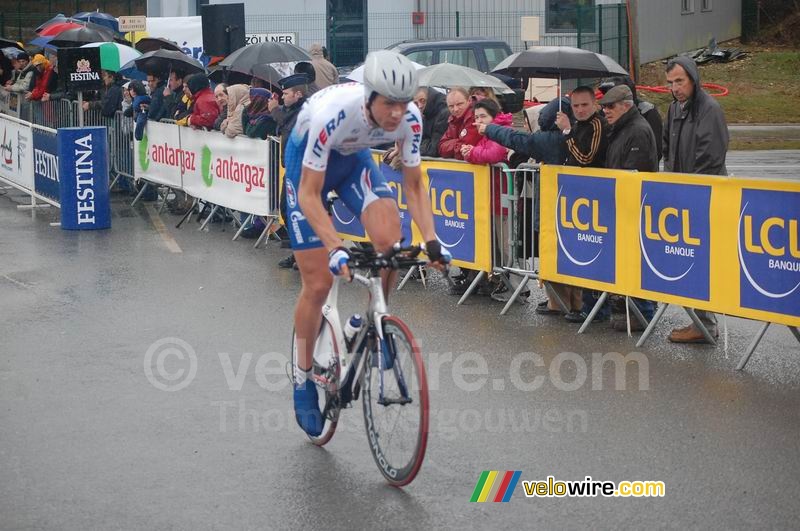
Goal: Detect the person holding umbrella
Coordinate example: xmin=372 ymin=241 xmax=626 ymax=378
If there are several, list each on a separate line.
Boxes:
xmin=82 ymin=70 xmax=123 ymax=118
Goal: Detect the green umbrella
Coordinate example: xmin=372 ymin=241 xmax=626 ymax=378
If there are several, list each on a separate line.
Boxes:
xmin=80 ymin=41 xmax=140 ymax=72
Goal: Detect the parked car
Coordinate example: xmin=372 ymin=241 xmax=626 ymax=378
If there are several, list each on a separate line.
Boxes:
xmin=385 ymin=37 xmax=526 ymax=113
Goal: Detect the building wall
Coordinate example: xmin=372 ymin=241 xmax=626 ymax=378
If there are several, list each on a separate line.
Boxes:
xmin=637 ymin=0 xmax=742 ymax=63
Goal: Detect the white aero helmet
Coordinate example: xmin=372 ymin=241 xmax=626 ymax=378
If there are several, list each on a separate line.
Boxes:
xmin=362 ymin=50 xmax=418 ymax=103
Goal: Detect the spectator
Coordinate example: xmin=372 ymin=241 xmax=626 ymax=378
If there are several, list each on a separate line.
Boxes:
xmin=270 ymin=74 xmax=309 ymax=165
xmin=213 ymin=83 xmax=228 ymax=131
xmin=461 ymin=99 xmax=511 ymax=165
xmin=293 ymin=61 xmax=320 ymax=95
xmin=414 ymin=87 xmax=449 ymax=158
xmin=145 ymin=71 xmax=168 ymax=122
xmin=174 ymin=81 xmax=193 ymax=125
xmin=600 ymin=84 xmax=659 ymax=331
xmin=161 ymin=71 xmax=186 ymax=121
xmin=438 ymin=87 xmax=481 ymax=159
xmin=552 ymin=86 xmax=610 ymax=322
xmin=184 ymin=73 xmax=218 ymax=130
xmin=268 ymin=73 xmax=311 ymax=264
xmin=5 ymin=54 xmax=34 ymax=93
xmin=129 ymin=80 xmax=150 ymax=141
xmin=242 ymin=87 xmax=276 ymax=139
xmin=663 ymin=56 xmax=729 ymax=344
xmin=600 ymin=76 xmax=663 ymax=161
xmin=221 ymin=83 xmax=250 ymax=138
xmin=469 ymin=86 xmax=500 ymax=107
xmin=121 ymin=81 xmax=133 ymax=116
xmin=83 ymin=70 xmax=123 ymax=118
xmin=25 ymin=54 xmax=53 ymax=101
xmin=308 ymin=43 xmax=338 ymax=89
xmin=477 ymin=98 xmax=570 ymax=308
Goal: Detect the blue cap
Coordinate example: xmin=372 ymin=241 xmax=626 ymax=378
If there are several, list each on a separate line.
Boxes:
xmin=279 ymin=73 xmax=310 ymax=90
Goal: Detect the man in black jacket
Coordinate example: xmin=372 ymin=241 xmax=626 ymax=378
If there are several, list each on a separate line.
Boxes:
xmin=600 ymin=84 xmax=658 ymax=331
xmin=145 ymin=71 xmax=168 ymax=123
xmin=413 ymin=87 xmax=449 ymax=158
xmin=602 ymin=85 xmax=658 ymax=172
xmin=663 ymin=56 xmax=728 ymax=343
xmin=551 ymin=86 xmax=610 ymax=321
xmin=270 ymin=73 xmax=311 ymax=268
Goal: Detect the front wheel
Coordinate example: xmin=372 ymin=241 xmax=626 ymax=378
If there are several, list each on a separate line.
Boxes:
xmin=362 ymin=316 xmax=429 ymax=486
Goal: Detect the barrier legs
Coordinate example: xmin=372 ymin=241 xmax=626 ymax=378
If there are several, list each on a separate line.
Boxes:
xmin=198 ymin=205 xmax=220 ymax=231
xmin=577 ymin=291 xmax=609 ymax=334
xmin=544 ymin=281 xmax=571 ymax=314
xmin=685 ymin=308 xmax=717 ymax=346
xmin=736 ymin=324 xmax=800 ymax=371
xmin=457 ymin=271 xmax=486 ymax=306
xmin=500 ymin=273 xmax=534 ymax=315
xmin=176 ymin=199 xmax=200 ymax=229
xmin=232 ymin=213 xmax=254 ymax=241
xmin=636 ymin=303 xmax=669 ymax=347
xmin=131 ymin=182 xmax=150 ymax=207
xmin=397 ymin=265 xmax=419 ymax=291
xmin=254 ymin=216 xmax=277 ymax=249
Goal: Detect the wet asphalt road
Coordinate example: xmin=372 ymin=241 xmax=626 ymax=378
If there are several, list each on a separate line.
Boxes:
xmin=1 ymin=155 xmax=799 ymax=530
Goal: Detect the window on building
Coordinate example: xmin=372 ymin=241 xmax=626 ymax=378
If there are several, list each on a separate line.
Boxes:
xmin=682 ymin=0 xmax=695 ymax=14
xmin=406 ymin=50 xmax=434 ymax=66
xmin=701 ymin=0 xmax=712 ymax=11
xmin=439 ymin=48 xmax=479 ymax=70
xmin=485 ymin=47 xmax=510 ymax=71
xmin=546 ymin=0 xmax=596 ymax=33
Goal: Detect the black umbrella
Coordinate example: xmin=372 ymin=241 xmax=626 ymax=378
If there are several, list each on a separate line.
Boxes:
xmin=492 ymin=46 xmax=628 ymax=79
xmin=0 ymin=37 xmax=24 ymax=51
xmin=208 ymin=63 xmax=282 ymax=90
xmin=492 ymin=46 xmax=628 ymax=111
xmin=48 ymin=26 xmax=116 ymax=48
xmin=131 ymin=49 xmax=205 ymax=77
xmin=135 ymin=37 xmax=182 ymax=54
xmin=219 ymin=42 xmax=311 ymax=73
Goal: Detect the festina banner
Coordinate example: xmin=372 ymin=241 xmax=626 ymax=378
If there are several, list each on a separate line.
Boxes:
xmin=134 ymin=121 xmax=185 ymax=189
xmin=180 ymin=127 xmax=271 ymax=216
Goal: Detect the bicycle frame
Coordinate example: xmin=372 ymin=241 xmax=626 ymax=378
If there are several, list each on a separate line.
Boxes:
xmin=315 ymin=272 xmax=407 ymax=411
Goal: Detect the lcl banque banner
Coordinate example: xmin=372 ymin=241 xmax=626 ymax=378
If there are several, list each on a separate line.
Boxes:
xmin=539 ymin=165 xmax=800 ymax=328
xmin=332 ymin=156 xmax=492 ymax=273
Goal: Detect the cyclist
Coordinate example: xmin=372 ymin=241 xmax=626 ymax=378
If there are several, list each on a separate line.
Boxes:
xmin=285 ymin=50 xmax=451 ymax=437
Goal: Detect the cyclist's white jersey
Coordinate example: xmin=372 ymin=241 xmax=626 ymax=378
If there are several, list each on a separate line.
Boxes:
xmin=292 ymin=83 xmax=423 ymax=172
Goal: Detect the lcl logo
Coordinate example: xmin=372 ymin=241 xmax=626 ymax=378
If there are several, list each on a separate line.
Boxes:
xmin=738 ymin=190 xmax=800 ymax=303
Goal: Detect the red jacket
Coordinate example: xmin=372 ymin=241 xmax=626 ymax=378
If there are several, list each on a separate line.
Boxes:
xmin=438 ymin=103 xmax=481 ymax=160
xmin=29 ymin=65 xmax=54 ymax=101
xmin=464 ymin=112 xmax=512 ymax=165
xmin=189 ymin=87 xmax=219 ymax=130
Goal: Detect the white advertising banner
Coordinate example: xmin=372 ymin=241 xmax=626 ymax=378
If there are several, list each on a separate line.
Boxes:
xmin=180 ymin=127 xmax=271 ymax=216
xmin=130 ymin=17 xmax=208 ymax=65
xmin=0 ymin=113 xmax=34 ymax=191
xmin=134 ymin=121 xmax=185 ymax=189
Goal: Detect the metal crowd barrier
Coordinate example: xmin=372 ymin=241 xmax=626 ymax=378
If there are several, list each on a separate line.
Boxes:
xmin=26 ymin=98 xmax=77 ymax=130
xmin=489 ymin=162 xmax=542 ymax=314
xmin=108 ymin=110 xmax=135 ymax=190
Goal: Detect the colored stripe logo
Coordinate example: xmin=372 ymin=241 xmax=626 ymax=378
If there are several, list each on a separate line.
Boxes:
xmin=470 ymin=470 xmax=522 ymax=502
